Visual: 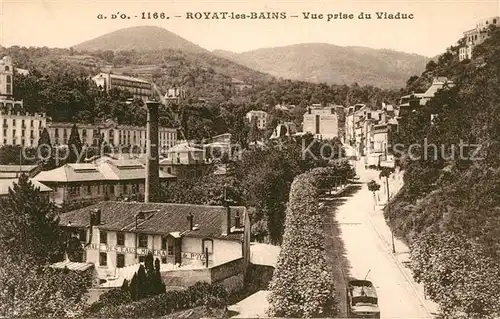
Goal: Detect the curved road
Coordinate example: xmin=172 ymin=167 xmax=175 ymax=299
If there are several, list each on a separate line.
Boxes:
xmin=335 ymin=163 xmax=432 ymax=318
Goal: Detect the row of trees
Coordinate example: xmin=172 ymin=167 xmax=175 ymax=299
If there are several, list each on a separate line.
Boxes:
xmin=388 ymin=26 xmax=500 ymax=318
xmin=268 ymin=167 xmax=352 ymax=317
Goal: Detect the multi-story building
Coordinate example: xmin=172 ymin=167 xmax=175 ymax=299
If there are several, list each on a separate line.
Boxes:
xmin=59 ymin=201 xmax=251 ymax=284
xmin=459 ymin=16 xmax=500 ymax=61
xmin=246 ymin=110 xmax=268 ymax=130
xmin=0 ymin=164 xmax=42 ymax=179
xmin=47 ymin=119 xmax=177 ymax=150
xmin=344 ymin=104 xmax=366 ymax=146
xmin=398 ymin=77 xmax=455 ymax=117
xmin=33 ymin=159 xmax=176 ymax=207
xmin=0 ymin=111 xmax=47 ymax=147
xmin=303 ymin=104 xmax=342 ymax=140
xmin=92 ymin=72 xmax=153 ymax=100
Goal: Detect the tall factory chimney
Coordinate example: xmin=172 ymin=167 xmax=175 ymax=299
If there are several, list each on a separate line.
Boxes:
xmin=145 ymin=100 xmax=160 ymax=203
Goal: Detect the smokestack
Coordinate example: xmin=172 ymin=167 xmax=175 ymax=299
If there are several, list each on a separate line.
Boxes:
xmin=145 ymin=101 xmax=160 ymax=203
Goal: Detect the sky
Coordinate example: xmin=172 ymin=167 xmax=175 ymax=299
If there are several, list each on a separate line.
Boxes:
xmin=1 ymin=0 xmax=499 ymax=57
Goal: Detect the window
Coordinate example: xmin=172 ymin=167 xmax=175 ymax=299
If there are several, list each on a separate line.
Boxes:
xmin=161 ymin=236 xmax=167 ymax=250
xmin=6 ymin=75 xmax=11 ymax=83
xmin=12 ymin=119 xmax=15 ymax=126
xmin=100 ymin=231 xmax=107 ymax=244
xmin=78 ymin=229 xmax=86 ymax=242
xmin=109 ymin=185 xmax=115 ymax=194
xmin=5 ymin=66 xmax=9 ymax=71
xmin=161 ymin=257 xmax=167 ymax=264
xmin=86 ymin=185 xmax=91 ymax=195
xmin=116 ymin=254 xmax=125 ymax=268
xmin=117 ymin=232 xmax=125 ymax=246
xmin=99 ymin=252 xmax=107 ymax=266
xmin=138 ymin=234 xmax=148 ymax=248
xmin=168 ymin=245 xmax=174 ymax=255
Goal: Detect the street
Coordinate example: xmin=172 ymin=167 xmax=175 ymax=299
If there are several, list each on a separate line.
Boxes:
xmin=333 ymin=162 xmax=433 ymax=318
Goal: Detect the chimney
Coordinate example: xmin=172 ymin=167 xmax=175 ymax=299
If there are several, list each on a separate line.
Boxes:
xmin=222 ymin=205 xmax=231 ymax=236
xmin=235 ymin=210 xmax=241 ymax=229
xmin=93 ymin=208 xmax=101 ymax=225
xmin=145 ymin=101 xmax=160 ymax=203
xmin=187 ymin=213 xmax=194 ymax=231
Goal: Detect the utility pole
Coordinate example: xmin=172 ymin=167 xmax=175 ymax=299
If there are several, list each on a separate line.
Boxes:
xmin=385 ymin=174 xmax=396 ymax=254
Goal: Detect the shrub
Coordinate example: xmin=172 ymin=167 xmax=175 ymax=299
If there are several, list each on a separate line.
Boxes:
xmin=267 ymin=170 xmax=336 ymax=318
xmin=87 ymin=282 xmax=228 ymax=318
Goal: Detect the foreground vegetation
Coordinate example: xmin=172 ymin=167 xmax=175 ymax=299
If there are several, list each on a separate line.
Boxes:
xmin=389 ymin=25 xmax=500 ymax=318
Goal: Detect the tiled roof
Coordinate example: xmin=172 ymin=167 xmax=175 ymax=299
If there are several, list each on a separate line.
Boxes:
xmin=59 ymin=202 xmax=246 ymax=241
xmin=94 ymin=72 xmax=150 ymax=84
xmin=99 ymin=159 xmax=175 ymax=180
xmin=0 ymin=178 xmax=52 ymax=196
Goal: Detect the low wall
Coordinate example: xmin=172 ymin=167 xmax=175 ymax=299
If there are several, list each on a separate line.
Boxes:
xmin=160 ymin=257 xmax=245 ymax=289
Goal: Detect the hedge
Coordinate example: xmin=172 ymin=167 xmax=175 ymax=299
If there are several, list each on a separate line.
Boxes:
xmin=267 ymin=169 xmax=336 ymax=318
xmin=86 ymin=282 xmax=228 ymax=318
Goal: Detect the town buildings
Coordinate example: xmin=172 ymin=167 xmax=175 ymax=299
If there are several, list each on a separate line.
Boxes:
xmin=459 ymin=16 xmax=500 ymax=61
xmin=302 ymin=104 xmax=342 ymax=140
xmin=246 ymin=110 xmax=268 ymax=130
xmin=92 ymin=72 xmax=153 ymax=100
xmin=59 ymin=201 xmax=251 ymax=285
xmin=164 ymin=87 xmax=186 ymax=103
xmin=33 ymin=159 xmax=176 ymax=207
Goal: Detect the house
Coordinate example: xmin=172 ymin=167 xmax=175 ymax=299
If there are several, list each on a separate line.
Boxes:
xmin=246 ymin=111 xmax=268 ymax=130
xmin=0 ymin=164 xmax=42 ymax=179
xmin=59 ymin=201 xmax=251 ymax=286
xmin=159 ymin=143 xmax=214 ymax=179
xmin=0 ymin=178 xmax=52 ymax=200
xmin=33 ymin=160 xmax=176 ymax=207
xmin=459 ymin=16 xmax=500 ymax=61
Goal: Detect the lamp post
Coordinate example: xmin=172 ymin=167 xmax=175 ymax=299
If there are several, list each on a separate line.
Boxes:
xmin=385 ymin=173 xmax=396 ymax=254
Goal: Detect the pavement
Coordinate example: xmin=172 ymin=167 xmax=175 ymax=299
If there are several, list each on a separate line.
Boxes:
xmin=227 ymin=290 xmax=270 ymax=318
xmin=334 ymin=161 xmax=440 ymax=318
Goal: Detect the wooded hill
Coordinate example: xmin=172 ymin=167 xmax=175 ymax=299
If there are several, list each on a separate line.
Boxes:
xmin=389 ymin=25 xmax=500 ymax=318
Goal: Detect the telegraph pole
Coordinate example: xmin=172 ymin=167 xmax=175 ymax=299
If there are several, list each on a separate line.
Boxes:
xmin=385 ymin=174 xmax=396 ymax=254
xmin=145 ymin=101 xmax=160 ymax=203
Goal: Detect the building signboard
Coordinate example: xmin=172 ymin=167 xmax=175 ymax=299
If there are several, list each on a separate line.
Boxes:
xmin=84 ymin=243 xmax=212 ymax=260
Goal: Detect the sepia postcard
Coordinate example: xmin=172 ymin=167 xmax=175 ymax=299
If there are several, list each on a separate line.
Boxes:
xmin=0 ymin=0 xmax=499 ymax=318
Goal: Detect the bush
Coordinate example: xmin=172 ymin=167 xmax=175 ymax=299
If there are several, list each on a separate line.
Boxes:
xmin=267 ymin=170 xmax=336 ymax=318
xmin=87 ymin=282 xmax=228 ymax=318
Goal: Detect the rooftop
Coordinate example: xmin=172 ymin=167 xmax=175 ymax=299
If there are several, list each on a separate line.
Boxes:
xmin=33 ymin=161 xmax=175 ymax=183
xmin=50 ymin=260 xmax=94 ymax=272
xmin=93 ymin=72 xmax=150 ymax=84
xmin=59 ymin=201 xmax=247 ymax=241
xmin=0 ymin=178 xmax=52 ymax=196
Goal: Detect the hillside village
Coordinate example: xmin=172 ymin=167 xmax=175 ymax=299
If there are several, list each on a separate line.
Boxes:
xmin=0 ymin=15 xmax=500 ymax=319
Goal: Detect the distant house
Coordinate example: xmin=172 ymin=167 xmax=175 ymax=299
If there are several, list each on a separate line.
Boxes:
xmin=0 ymin=178 xmax=52 ymax=200
xmin=0 ymin=164 xmax=42 ymax=179
xmin=246 ymin=111 xmax=268 ymax=130
xmin=159 ymin=143 xmax=213 ymax=179
xmin=92 ymin=72 xmax=153 ymax=101
xmin=302 ymin=104 xmax=342 ymax=140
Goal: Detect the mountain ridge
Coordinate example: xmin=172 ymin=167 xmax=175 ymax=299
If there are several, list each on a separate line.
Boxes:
xmin=213 ymin=42 xmax=430 ymax=88
xmin=73 ymin=26 xmax=429 ymax=88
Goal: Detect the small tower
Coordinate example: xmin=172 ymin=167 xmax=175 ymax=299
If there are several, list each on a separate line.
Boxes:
xmin=0 ymin=56 xmax=14 ymax=97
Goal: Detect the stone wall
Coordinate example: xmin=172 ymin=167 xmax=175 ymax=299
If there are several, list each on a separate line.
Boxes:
xmin=160 ymin=257 xmax=245 ymax=288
